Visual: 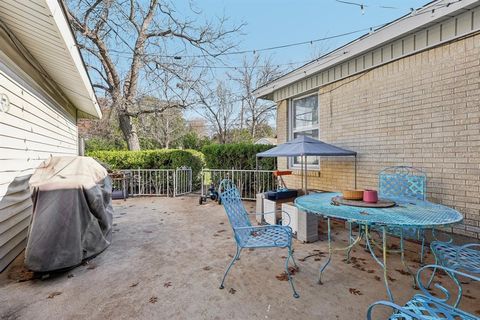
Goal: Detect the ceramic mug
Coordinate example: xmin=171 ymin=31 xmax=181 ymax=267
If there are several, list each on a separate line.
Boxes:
xmin=363 ymin=189 xmax=378 ymax=203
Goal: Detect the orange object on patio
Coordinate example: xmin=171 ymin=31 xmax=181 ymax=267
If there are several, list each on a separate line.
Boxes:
xmin=273 ymin=170 xmax=292 ymax=176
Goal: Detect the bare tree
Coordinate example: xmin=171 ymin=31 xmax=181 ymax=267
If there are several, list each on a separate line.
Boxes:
xmin=228 ymin=55 xmax=283 ymax=139
xmin=197 ymin=81 xmax=238 ymax=144
xmin=65 ymin=0 xmax=242 ymax=150
xmin=138 ymin=97 xmax=186 ymax=149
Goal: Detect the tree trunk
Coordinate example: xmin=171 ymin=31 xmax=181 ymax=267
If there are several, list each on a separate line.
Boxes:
xmin=118 ymin=112 xmax=141 ymax=150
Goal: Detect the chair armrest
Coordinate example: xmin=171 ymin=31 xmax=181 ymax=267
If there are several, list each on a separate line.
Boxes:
xmin=416 ymin=264 xmax=480 ymax=304
xmin=254 ymin=210 xmax=291 ymax=226
xmin=455 ymin=244 xmax=480 ymax=273
xmin=366 ymin=300 xmax=429 ymax=320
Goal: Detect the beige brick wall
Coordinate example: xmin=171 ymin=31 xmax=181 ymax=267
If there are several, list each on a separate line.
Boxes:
xmin=276 ymin=33 xmax=480 ymax=239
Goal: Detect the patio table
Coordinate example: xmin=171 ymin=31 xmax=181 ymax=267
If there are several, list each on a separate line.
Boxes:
xmin=295 ymin=192 xmax=463 ymax=302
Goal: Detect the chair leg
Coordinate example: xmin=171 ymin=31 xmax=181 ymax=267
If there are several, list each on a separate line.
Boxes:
xmin=288 ymin=249 xmax=298 ymax=268
xmin=286 ymin=246 xmax=300 ymax=298
xmin=220 ymin=245 xmax=241 ymax=289
xmin=426 ymin=247 xmax=440 ymax=289
xmin=419 ymin=235 xmax=426 ymax=265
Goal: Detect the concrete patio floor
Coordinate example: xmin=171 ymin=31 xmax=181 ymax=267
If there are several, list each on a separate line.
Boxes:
xmin=0 ymin=195 xmax=478 ymax=320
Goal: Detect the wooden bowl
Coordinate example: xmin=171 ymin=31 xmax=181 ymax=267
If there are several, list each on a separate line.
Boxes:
xmin=342 ymin=189 xmax=364 ymax=200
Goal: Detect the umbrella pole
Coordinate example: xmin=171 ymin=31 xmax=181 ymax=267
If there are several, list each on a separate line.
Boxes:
xmin=305 ymin=155 xmax=308 ymax=195
xmin=354 ymin=155 xmax=357 ymax=189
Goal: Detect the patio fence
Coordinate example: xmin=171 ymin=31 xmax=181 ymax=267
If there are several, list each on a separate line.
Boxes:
xmin=112 ymin=168 xmax=192 ymax=197
xmin=201 ymin=169 xmax=277 ymax=200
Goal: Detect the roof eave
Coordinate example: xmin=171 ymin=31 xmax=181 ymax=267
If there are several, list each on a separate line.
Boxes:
xmin=253 ymin=0 xmax=479 ymax=100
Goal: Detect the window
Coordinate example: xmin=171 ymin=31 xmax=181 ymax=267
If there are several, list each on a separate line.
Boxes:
xmin=288 ymin=94 xmax=319 ymax=168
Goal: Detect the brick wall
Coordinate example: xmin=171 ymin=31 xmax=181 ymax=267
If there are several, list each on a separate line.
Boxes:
xmin=276 ymin=33 xmax=480 ymax=238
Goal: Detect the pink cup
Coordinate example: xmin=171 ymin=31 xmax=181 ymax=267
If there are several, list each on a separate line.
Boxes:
xmin=363 ymin=189 xmax=378 ymax=203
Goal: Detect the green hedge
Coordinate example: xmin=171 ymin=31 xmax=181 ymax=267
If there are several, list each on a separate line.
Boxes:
xmin=87 ymin=149 xmax=205 ymax=186
xmin=201 ymin=143 xmax=275 ymax=170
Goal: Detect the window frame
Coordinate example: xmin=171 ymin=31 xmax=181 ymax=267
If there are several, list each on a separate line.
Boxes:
xmin=287 ymin=93 xmax=320 ymax=170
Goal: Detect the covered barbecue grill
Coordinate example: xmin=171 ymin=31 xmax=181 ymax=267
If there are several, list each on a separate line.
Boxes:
xmin=25 ymin=156 xmax=113 ymax=272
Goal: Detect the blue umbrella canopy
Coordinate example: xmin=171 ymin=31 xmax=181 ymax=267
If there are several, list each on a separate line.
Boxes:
xmin=256 ymin=135 xmax=356 ymax=158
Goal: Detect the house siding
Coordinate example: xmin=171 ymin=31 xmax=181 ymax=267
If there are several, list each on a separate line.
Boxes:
xmin=0 ymin=51 xmax=78 ymax=271
xmin=277 ymin=33 xmax=480 ymax=239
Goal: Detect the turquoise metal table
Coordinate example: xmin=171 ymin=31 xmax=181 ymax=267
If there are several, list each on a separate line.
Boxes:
xmin=295 ymin=192 xmax=463 ymax=302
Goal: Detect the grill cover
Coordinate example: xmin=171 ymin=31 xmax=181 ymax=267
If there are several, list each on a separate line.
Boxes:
xmin=25 ymin=156 xmax=113 ymax=272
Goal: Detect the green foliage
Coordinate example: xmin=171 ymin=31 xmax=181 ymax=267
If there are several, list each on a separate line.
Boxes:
xmin=180 ymin=132 xmax=212 ymax=150
xmin=201 ymin=143 xmax=275 ymax=170
xmin=85 ymin=137 xmax=127 ymax=152
xmin=87 ymin=149 xmax=205 ymax=186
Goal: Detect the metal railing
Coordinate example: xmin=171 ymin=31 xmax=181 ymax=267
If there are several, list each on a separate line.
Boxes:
xmin=118 ymin=168 xmax=192 ymax=197
xmin=174 ymin=167 xmax=193 ymax=196
xmin=201 ymin=169 xmax=277 ymax=200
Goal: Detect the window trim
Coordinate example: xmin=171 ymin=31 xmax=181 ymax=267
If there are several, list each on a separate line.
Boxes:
xmin=288 ymin=93 xmax=320 ymax=170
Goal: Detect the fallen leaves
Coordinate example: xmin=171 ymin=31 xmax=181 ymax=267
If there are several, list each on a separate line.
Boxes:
xmin=163 ymin=282 xmax=172 ymax=288
xmin=349 ymin=288 xmax=362 ymax=295
xmin=395 ymin=269 xmax=410 ymax=276
xmin=47 ymin=292 xmax=62 ymax=299
xmin=86 ymin=263 xmax=97 ymax=270
xmin=149 ymin=296 xmax=158 ymax=303
xmin=202 ymin=266 xmax=212 ymax=271
xmin=275 ymin=266 xmax=300 ymax=281
xmin=217 ymin=230 xmax=226 ymax=233
xmin=129 ymin=282 xmax=139 ymax=288
xmin=374 ymin=276 xmax=381 ymax=282
xmin=228 ymin=288 xmax=236 ymax=294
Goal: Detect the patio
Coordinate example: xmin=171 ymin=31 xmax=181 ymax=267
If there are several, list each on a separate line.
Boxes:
xmin=0 ymin=195 xmax=478 ymax=320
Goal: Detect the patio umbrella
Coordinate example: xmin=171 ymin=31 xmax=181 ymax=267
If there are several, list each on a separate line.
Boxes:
xmin=256 ymin=135 xmax=357 ymax=194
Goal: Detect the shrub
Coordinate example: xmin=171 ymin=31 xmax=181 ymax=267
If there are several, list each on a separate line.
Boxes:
xmin=87 ymin=149 xmax=205 ymax=187
xmin=84 ymin=137 xmax=127 ymax=152
xmin=201 ymin=143 xmax=275 ymax=170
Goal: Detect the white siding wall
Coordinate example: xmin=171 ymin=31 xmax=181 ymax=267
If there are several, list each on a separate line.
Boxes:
xmin=0 ymin=55 xmax=78 ymax=271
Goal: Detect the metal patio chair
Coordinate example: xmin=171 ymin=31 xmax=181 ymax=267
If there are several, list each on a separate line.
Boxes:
xmin=218 ymin=179 xmax=299 ymax=298
xmin=366 ymin=264 xmax=480 ymax=320
xmin=378 ymin=166 xmax=428 ymax=263
xmin=427 ymin=241 xmax=480 ymax=307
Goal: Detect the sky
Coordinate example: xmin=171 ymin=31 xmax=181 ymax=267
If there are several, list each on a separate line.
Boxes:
xmin=176 ymin=0 xmax=431 ymax=70
xmin=174 ymin=0 xmax=431 ymax=120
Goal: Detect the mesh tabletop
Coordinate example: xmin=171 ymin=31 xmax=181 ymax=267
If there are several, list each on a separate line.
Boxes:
xmin=295 ymin=192 xmax=463 ymax=228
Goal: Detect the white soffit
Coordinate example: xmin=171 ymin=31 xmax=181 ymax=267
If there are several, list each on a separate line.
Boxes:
xmin=0 ymin=0 xmax=102 ymax=118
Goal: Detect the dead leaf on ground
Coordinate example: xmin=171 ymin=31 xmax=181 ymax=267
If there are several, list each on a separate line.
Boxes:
xmin=276 ymin=272 xmax=289 ymax=281
xmin=47 ymin=292 xmax=62 ymax=299
xmin=202 ymin=266 xmax=212 ymax=271
xmin=86 ymin=263 xmax=97 ymax=270
xmin=288 ymin=266 xmax=299 ymax=274
xmin=374 ymin=276 xmax=381 ymax=282
xmin=474 ymin=310 xmax=480 ymax=315
xmin=349 ymin=288 xmax=363 ymax=295
xmin=228 ymin=288 xmax=236 ymax=294
xmin=464 ymin=294 xmax=476 ymax=300
xmin=129 ymin=282 xmax=139 ymax=287
xmin=387 ymin=276 xmax=397 ymax=282
xmin=395 ymin=269 xmax=410 ymax=276
xmin=149 ymin=296 xmax=158 ymax=303
xmin=367 ymin=270 xmax=375 ymax=274
xmin=213 ymin=234 xmax=220 ymax=237
xmin=164 ymin=282 xmax=172 ymax=288
xmin=219 ymin=222 xmax=224 ymax=225
xmin=217 ymin=230 xmax=226 ymax=233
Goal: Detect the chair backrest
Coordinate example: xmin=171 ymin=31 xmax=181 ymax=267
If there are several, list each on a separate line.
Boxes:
xmin=219 ymin=179 xmax=252 ymax=230
xmin=378 ymin=166 xmax=426 ymax=200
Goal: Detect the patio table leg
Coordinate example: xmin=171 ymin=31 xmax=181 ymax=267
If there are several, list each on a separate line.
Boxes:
xmin=399 ymin=230 xmax=417 ymax=288
xmin=365 ymin=226 xmax=394 ymax=302
xmin=318 ymin=218 xmax=363 ymax=284
xmin=319 ymin=218 xmax=332 ymax=284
